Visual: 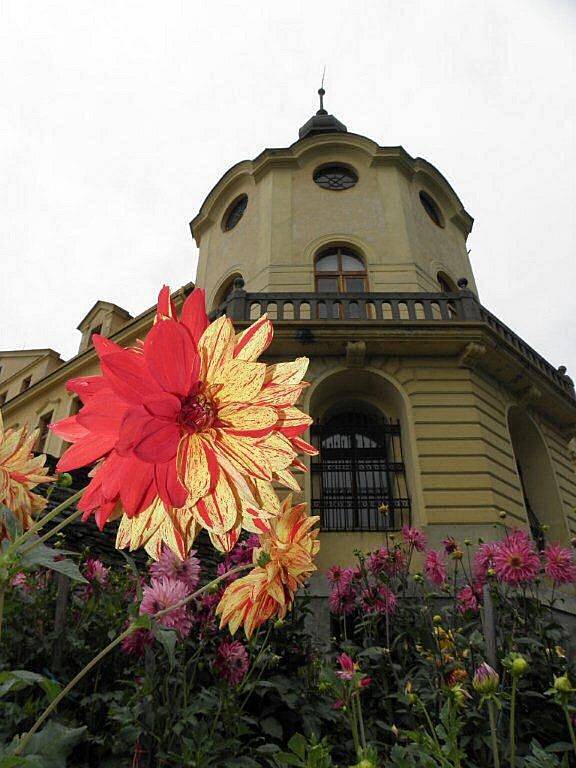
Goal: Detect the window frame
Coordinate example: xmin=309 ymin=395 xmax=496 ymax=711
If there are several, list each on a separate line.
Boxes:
xmin=221 ymin=194 xmax=248 ymax=232
xmin=314 ymin=246 xmax=368 ymax=294
xmin=313 ymin=163 xmax=359 ymax=191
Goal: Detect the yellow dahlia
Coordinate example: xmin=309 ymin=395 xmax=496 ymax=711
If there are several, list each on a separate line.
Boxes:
xmin=0 ymin=411 xmax=52 ymax=530
xmin=216 ymin=496 xmax=320 ymax=637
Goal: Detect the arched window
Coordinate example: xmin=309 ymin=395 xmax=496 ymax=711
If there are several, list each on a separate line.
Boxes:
xmin=419 ymin=191 xmax=444 ymax=228
xmin=310 ymin=407 xmax=410 ymax=531
xmin=507 ymin=407 xmax=567 ymax=546
xmin=437 ymin=272 xmax=457 ymax=293
xmin=212 ymin=273 xmax=244 ymax=311
xmin=315 ymin=247 xmax=367 ymax=293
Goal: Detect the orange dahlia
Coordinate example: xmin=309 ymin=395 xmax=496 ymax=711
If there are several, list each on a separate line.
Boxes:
xmin=50 ymin=287 xmax=316 ymax=558
xmin=216 ymin=496 xmax=320 ymax=637
xmin=0 ymin=412 xmax=52 ymax=530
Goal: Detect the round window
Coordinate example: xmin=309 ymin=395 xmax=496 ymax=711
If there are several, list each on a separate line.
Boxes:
xmin=222 ymin=194 xmax=248 ymax=231
xmin=313 ymin=164 xmax=358 ymax=191
xmin=419 ymin=191 xmax=444 ymax=228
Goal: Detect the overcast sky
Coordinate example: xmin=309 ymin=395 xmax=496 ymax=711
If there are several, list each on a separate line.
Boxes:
xmin=1 ymin=0 xmax=575 ymax=376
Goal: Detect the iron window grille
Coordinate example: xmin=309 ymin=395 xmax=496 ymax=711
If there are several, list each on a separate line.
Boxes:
xmin=311 ymin=412 xmax=411 ymax=531
xmin=222 ymin=194 xmax=248 ymax=231
xmin=313 ymin=164 xmax=358 ymax=191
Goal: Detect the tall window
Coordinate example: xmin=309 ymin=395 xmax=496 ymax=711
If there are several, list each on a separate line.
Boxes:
xmin=36 ymin=411 xmax=53 ymax=453
xmin=311 ymin=409 xmax=410 ymax=531
xmin=315 ymin=247 xmax=367 ymax=293
xmin=20 ymin=376 xmax=32 ymax=393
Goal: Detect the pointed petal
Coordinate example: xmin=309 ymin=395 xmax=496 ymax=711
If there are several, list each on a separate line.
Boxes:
xmin=218 ymin=404 xmax=277 ymax=438
xmin=101 ymin=349 xmax=162 ymax=405
xmin=194 ymin=470 xmax=240 ymax=534
xmin=278 ymin=407 xmax=313 ymax=438
xmin=198 ymin=315 xmax=235 ymax=381
xmin=76 ymin=390 xmax=130 ymax=434
xmin=120 ymin=464 xmax=156 ymax=517
xmin=56 ymin=432 xmax=116 ymax=471
xmin=50 ymin=415 xmax=89 ymax=442
xmin=234 ymin=315 xmax=273 ymax=361
xmin=156 ymin=285 xmax=176 ymax=321
xmin=177 ymin=433 xmax=214 ymax=506
xmin=213 ymin=430 xmax=272 ymax=481
xmin=66 ymin=375 xmax=107 ymax=402
xmin=181 ymin=288 xmax=209 ymax=344
xmin=144 ymin=318 xmax=199 ymax=397
xmin=154 ymin=460 xmax=188 ymax=509
xmin=132 ymin=418 xmax=181 ymax=464
xmin=213 ymin=360 xmax=266 ymax=404
xmin=209 ymin=525 xmax=240 ymax=553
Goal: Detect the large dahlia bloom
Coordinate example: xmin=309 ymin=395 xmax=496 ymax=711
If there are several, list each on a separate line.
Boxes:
xmin=140 ymin=576 xmax=192 ymax=637
xmin=493 ymin=529 xmax=540 ymax=585
xmin=216 ymin=496 xmax=320 ymax=638
xmin=50 ymin=286 xmax=315 ymax=558
xmin=0 ymin=412 xmax=52 ymax=529
xmin=150 ymin=546 xmax=201 ymax=591
xmin=213 ymin=640 xmax=250 ymax=685
xmin=543 ymin=544 xmax=576 ymax=585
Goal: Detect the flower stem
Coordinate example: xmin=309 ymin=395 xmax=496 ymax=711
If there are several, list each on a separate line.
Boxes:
xmin=11 ymin=489 xmax=85 ymax=552
xmin=13 ymin=563 xmax=251 ymax=757
xmin=19 ymin=508 xmax=84 ymax=557
xmin=509 ymin=676 xmax=517 ymax=768
xmin=487 ymin=700 xmax=501 ymax=768
xmin=0 ymin=587 xmax=4 ymax=643
xmin=563 ymin=705 xmax=576 ymax=759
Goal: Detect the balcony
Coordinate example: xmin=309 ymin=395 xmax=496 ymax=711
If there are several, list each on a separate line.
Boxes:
xmin=216 ymin=279 xmax=576 ymax=409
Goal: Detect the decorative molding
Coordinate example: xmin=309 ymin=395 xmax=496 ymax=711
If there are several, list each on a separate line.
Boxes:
xmin=519 ymin=384 xmax=542 ymax=407
xmin=458 ymin=342 xmax=487 ymax=370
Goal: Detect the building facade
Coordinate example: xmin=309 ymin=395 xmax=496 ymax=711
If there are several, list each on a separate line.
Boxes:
xmin=2 ymin=98 xmax=576 ymax=592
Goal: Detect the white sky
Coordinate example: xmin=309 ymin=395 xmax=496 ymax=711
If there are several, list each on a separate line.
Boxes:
xmin=1 ymin=0 xmax=575 ymax=377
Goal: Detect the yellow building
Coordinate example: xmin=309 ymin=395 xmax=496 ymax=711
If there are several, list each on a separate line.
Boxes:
xmin=2 ymin=94 xmax=576 ymax=586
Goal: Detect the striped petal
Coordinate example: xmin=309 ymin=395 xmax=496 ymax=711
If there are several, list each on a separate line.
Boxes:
xmin=177 ymin=433 xmax=216 ymax=506
xmin=213 ymin=360 xmax=266 ymax=405
xmin=198 ymin=315 xmax=235 ymax=381
xmin=219 ymin=404 xmax=277 ymax=438
xmin=213 ymin=430 xmax=272 ymax=481
xmin=234 ymin=315 xmax=273 ymax=361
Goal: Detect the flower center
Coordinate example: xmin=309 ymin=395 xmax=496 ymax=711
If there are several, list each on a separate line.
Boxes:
xmin=509 ymin=554 xmax=522 ymax=567
xmin=179 ymin=393 xmax=216 ymax=433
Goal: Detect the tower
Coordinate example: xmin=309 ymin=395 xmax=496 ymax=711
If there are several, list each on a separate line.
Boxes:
xmin=190 ymin=91 xmax=576 ymax=586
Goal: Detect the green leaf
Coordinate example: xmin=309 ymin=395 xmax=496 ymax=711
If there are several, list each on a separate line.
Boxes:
xmin=21 ymin=541 xmax=87 ymax=583
xmin=261 ymin=717 xmax=283 ymax=740
xmin=10 ymin=723 xmax=87 ymax=768
xmin=0 ymin=670 xmax=60 ymax=701
xmin=287 ymin=733 xmax=307 ymax=760
xmin=153 ymin=627 xmax=177 ymax=667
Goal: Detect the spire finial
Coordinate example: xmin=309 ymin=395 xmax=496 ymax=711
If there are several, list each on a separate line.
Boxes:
xmin=317 ymin=66 xmax=327 ymax=115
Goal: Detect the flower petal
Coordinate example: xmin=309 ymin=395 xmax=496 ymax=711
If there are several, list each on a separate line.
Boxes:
xmin=144 ymin=318 xmax=200 ymax=397
xmin=101 ymin=349 xmax=163 ymax=405
xmin=213 ymin=430 xmax=272 ymax=481
xmin=156 ymin=285 xmax=176 ymax=321
xmin=219 ymin=404 xmax=277 ymax=438
xmin=181 ymin=288 xmax=209 ymax=344
xmin=195 ymin=471 xmax=240 ymax=534
xmin=234 ymin=315 xmax=273 ymax=361
xmin=56 ymin=432 xmax=116 ymax=472
xmin=198 ymin=315 xmax=235 ymax=381
xmin=76 ymin=389 xmax=130 ymax=435
xmin=177 ymin=433 xmax=215 ymax=506
xmin=154 ymin=460 xmax=188 ymax=509
xmin=132 ymin=417 xmax=181 ymax=464
xmin=49 ymin=415 xmax=89 ymax=442
xmin=278 ymin=407 xmax=313 ymax=438
xmin=66 ymin=375 xmax=107 ymax=402
xmin=213 ymin=360 xmax=266 ymax=405
xmin=120 ymin=463 xmax=156 ymax=517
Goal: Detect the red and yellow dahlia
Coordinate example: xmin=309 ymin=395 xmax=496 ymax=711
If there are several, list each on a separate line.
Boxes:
xmin=0 ymin=412 xmax=52 ymax=529
xmin=50 ymin=287 xmax=315 ymax=558
xmin=216 ymin=496 xmax=320 ymax=637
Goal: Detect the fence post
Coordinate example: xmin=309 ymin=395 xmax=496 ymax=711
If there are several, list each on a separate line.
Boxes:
xmin=226 ymin=277 xmax=247 ymax=321
xmin=52 ymin=573 xmax=70 ymax=674
xmin=457 ymin=278 xmax=482 ymax=320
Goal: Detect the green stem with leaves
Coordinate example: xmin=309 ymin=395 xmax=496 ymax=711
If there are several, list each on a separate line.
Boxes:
xmin=509 ymin=676 xmax=517 ymax=768
xmin=13 ymin=562 xmax=251 ymax=757
xmin=563 ymin=705 xmax=576 ymax=759
xmin=11 ymin=489 xmax=85 ymax=552
xmin=487 ymin=700 xmax=500 ymax=768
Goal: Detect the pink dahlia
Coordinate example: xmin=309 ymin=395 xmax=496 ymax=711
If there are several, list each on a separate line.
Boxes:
xmin=329 ymin=584 xmax=357 ymax=615
xmin=11 ymin=572 xmax=29 ymax=591
xmin=367 ymin=546 xmax=405 ymax=577
xmin=425 ymin=550 xmax=446 ymax=586
xmin=121 ymin=627 xmax=154 ymax=657
xmin=493 ymin=530 xmax=540 ymax=585
xmin=326 ymin=565 xmax=354 ymax=587
xmin=213 ymin=640 xmax=250 ymax=685
xmin=140 ymin=576 xmax=192 ymax=637
xmin=84 ymin=557 xmax=109 ymax=587
xmin=442 ymin=537 xmax=458 ymax=555
xmin=457 ymin=584 xmax=479 ymax=614
xmin=360 ymin=584 xmax=397 ymax=615
xmin=402 ymin=525 xmax=427 ymax=552
xmin=150 ymin=546 xmax=201 ymax=591
xmin=543 ymin=544 xmax=576 ymax=585
xmin=473 ymin=541 xmax=499 ymax=583
xmin=336 ymin=652 xmax=357 ymax=681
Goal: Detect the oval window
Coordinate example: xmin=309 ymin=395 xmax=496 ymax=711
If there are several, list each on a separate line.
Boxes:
xmin=419 ymin=191 xmax=444 ymax=228
xmin=222 ymin=194 xmax=248 ymax=231
xmin=313 ymin=164 xmax=358 ymax=191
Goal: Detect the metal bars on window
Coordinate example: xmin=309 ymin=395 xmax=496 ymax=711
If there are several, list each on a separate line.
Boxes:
xmin=310 ymin=412 xmax=411 ymax=531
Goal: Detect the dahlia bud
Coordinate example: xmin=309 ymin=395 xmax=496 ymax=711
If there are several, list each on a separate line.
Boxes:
xmin=452 ymin=550 xmax=463 ymax=560
xmin=510 ymin=655 xmax=529 ymax=677
xmin=499 ymin=510 xmax=506 ymax=519
xmin=541 ymin=524 xmax=550 ymax=532
xmin=433 ymin=614 xmax=443 ymax=625
xmin=257 ymin=551 xmax=271 ymax=567
xmin=473 ymin=662 xmax=499 ymax=695
xmin=391 ymin=724 xmax=399 ymax=739
xmin=554 ymin=675 xmax=572 ymax=694
xmin=487 ymin=567 xmax=495 ymax=578
xmin=57 ymin=472 xmax=73 ymax=487
xmin=464 ymin=539 xmax=471 ymax=546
